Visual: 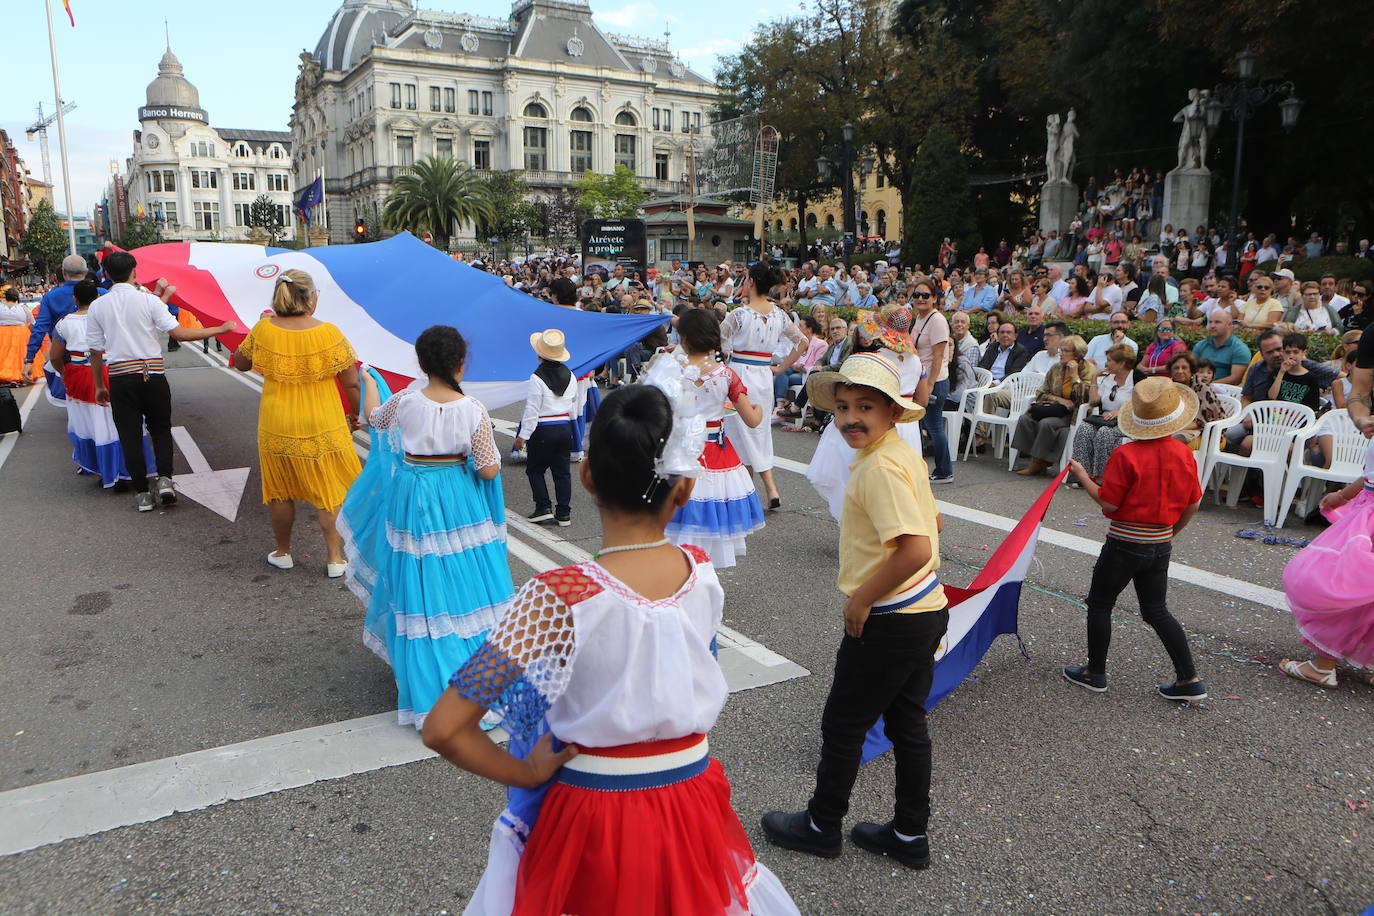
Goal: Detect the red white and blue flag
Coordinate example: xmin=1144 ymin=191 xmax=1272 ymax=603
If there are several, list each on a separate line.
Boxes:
xmin=862 ymin=469 xmax=1068 ymax=762
xmin=108 ymin=233 xmax=667 ymax=409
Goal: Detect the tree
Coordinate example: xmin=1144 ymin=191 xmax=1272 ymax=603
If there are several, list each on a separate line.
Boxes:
xmin=118 ymin=215 xmax=165 ymax=250
xmin=381 ymin=156 xmax=497 ymax=250
xmin=247 ymin=193 xmax=285 ymax=245
xmin=472 ymin=170 xmax=539 ymax=242
xmin=573 ymin=165 xmax=646 ymax=219
xmin=905 ymin=123 xmax=979 ymax=265
xmin=533 ymin=188 xmax=583 ymax=245
xmin=20 ymin=199 xmax=68 ymax=275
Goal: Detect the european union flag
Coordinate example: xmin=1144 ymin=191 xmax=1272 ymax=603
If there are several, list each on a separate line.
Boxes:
xmin=296 ymin=176 xmax=324 ymax=228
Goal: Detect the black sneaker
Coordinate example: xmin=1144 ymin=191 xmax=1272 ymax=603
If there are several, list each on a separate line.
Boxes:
xmin=760 ymin=810 xmax=841 ymax=859
xmin=1157 ymin=680 xmax=1207 ymax=702
xmin=1062 ymin=665 xmax=1107 ymax=693
xmin=527 ymin=509 xmax=554 ymax=523
xmin=850 ymin=821 xmax=930 ymax=870
xmin=555 ymin=514 xmax=571 ymax=527
xmin=929 ymin=473 xmax=954 ymax=485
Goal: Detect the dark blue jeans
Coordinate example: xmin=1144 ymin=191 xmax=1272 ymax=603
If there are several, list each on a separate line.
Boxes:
xmin=773 ymin=368 xmax=803 ymax=403
xmin=1085 ymin=537 xmax=1197 ymax=681
xmin=919 ymin=378 xmax=952 ymax=477
xmin=525 ymin=423 xmax=573 ymax=516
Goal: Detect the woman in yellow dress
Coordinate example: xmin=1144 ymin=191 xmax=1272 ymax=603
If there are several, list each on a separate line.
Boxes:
xmin=233 ymin=269 xmax=362 ymax=577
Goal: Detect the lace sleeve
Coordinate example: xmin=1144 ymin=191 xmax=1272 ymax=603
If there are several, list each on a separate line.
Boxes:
xmin=726 ymin=366 xmax=748 ymax=402
xmin=368 ymin=391 xmax=407 ymax=429
xmin=718 ymin=308 xmax=745 ymax=356
xmin=470 ymin=401 xmax=500 ymax=471
xmin=448 ymin=577 xmax=576 ymax=741
xmin=780 ymin=313 xmax=806 ymax=349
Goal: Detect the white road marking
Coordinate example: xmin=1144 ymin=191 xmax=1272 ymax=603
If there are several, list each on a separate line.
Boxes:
xmin=0 ymin=383 xmax=45 ymax=473
xmin=169 ymin=426 xmax=250 ymax=522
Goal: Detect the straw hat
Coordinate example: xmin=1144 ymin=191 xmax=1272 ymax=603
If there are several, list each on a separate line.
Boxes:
xmin=529 ymin=328 xmax=571 ymax=362
xmin=806 ymin=353 xmax=924 ymax=423
xmin=1117 ymin=377 xmax=1199 ymax=440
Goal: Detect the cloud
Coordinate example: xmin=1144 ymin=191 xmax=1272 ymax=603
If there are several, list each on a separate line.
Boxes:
xmin=678 ymin=36 xmax=745 ymax=73
xmin=595 ymin=2 xmax=675 ymax=30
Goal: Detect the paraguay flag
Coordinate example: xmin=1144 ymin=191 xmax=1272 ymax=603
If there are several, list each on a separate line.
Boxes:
xmin=105 ymin=233 xmax=667 ymax=409
xmin=862 ymin=468 xmax=1069 ymax=762
xmin=295 ymin=176 xmax=324 ymax=228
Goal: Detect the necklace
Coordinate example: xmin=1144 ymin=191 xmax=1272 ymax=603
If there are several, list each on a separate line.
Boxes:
xmin=594 ymin=538 xmax=671 ymax=559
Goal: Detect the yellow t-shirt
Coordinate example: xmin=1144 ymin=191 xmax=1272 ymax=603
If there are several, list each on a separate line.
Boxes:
xmin=838 ymin=428 xmax=945 ymax=613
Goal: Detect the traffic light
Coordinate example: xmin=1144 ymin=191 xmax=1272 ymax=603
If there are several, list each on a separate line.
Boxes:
xmin=354 ymin=218 xmax=366 ymax=240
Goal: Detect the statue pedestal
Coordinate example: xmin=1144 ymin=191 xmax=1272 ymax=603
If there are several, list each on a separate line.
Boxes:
xmin=308 ymin=227 xmax=330 ymax=247
xmin=1163 ymin=168 xmax=1210 ymax=235
xmin=1039 ymin=179 xmax=1079 ymax=235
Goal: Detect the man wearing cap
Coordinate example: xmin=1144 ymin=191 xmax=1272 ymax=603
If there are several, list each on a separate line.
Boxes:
xmin=1065 ymin=376 xmax=1207 ymax=702
xmin=763 ymin=352 xmax=947 ymax=870
xmin=1271 ymin=268 xmax=1298 ymax=312
xmin=23 ymin=253 xmax=94 ymax=391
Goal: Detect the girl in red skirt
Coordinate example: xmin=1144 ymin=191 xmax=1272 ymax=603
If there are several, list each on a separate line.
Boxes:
xmin=423 ymin=384 xmax=798 ymax=916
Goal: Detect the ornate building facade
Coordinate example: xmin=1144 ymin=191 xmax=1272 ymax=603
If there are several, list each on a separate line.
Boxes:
xmin=119 ymin=47 xmax=296 ymax=244
xmin=293 ymin=0 xmax=717 ymax=243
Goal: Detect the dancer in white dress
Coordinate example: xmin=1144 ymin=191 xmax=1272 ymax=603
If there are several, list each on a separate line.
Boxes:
xmin=720 ymin=262 xmax=806 ymax=509
xmin=806 ymin=305 xmax=926 ymax=521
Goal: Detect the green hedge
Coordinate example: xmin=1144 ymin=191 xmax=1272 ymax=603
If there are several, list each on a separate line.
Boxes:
xmin=1254 ymin=256 xmax=1373 ymax=283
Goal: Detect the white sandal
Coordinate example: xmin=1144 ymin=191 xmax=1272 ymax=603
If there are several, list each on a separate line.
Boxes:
xmin=1278 ymin=658 xmax=1337 ymax=688
xmin=267 ymin=551 xmax=294 ymax=570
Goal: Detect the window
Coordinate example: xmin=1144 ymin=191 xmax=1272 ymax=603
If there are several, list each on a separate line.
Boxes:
xmin=270 ymin=146 xmax=285 ymax=160
xmin=481 ymin=91 xmax=493 ymax=116
xmin=435 ymin=137 xmax=453 ymax=159
xmin=734 ymin=239 xmax=753 ymax=262
xmin=473 ymin=139 xmax=490 ymax=170
xmin=614 ymin=110 xmax=636 ymax=127
xmin=825 ymin=213 xmax=835 ymax=228
xmin=367 ymin=86 xmax=374 ymax=109
xmin=444 ymin=88 xmax=455 ymax=113
xmin=232 ymin=203 xmax=251 ymax=226
xmin=405 ymin=85 xmax=417 ymax=110
xmin=806 ymin=212 xmax=817 ymax=228
xmin=681 ymin=112 xmax=701 ymax=133
xmin=145 ymin=171 xmax=160 ymax=193
xmin=232 ymin=172 xmax=255 ymax=191
xmin=570 ymin=130 xmax=592 ymax=173
xmin=162 ymin=170 xmax=176 ymax=192
xmin=430 ymin=87 xmax=442 ymax=112
xmin=189 ymin=170 xmax=218 ymax=189
xmin=524 ymin=102 xmax=547 ymax=119
xmin=276 ymin=204 xmax=292 ymax=226
xmin=396 ymin=135 xmax=414 ymax=167
xmin=614 ymin=134 xmax=635 ymax=172
xmin=349 ymin=98 xmax=356 ymax=120
xmin=876 ymin=170 xmax=885 ymax=188
xmin=654 ymin=151 xmax=669 ymax=181
xmin=468 ymin=90 xmax=479 ymax=115
xmin=189 ymin=140 xmax=215 ymax=157
xmin=235 ymin=143 xmax=250 ymax=157
xmin=570 ymin=106 xmax=592 ymax=123
xmin=154 ymin=201 xmax=177 ymax=226
xmin=652 ymin=108 xmax=659 ymax=130
xmin=390 ymin=83 xmax=402 ymax=108
xmin=192 ymin=200 xmax=221 ymax=231
xmin=523 ymin=126 xmax=547 ymax=171
xmin=266 ymin=173 xmax=290 ymax=192
xmin=652 ymin=108 xmax=671 ymax=131
xmin=876 ymin=210 xmax=887 ymax=238
xmin=661 ymin=238 xmax=688 ymax=261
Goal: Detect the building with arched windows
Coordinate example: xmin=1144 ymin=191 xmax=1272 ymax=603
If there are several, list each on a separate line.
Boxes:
xmin=119 ymin=46 xmax=296 ymax=244
xmin=295 ymin=0 xmax=717 ymax=244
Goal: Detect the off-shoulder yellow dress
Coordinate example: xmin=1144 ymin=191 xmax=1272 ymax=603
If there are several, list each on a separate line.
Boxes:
xmin=237 ymin=318 xmax=361 ymax=511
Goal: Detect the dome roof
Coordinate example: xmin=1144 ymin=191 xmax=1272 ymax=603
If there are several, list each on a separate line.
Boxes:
xmin=144 ymin=46 xmax=202 ymax=110
xmin=313 ymin=0 xmax=413 ymax=72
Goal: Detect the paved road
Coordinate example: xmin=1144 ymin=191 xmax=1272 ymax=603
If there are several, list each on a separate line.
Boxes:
xmin=1 ymin=347 xmax=1370 ymax=915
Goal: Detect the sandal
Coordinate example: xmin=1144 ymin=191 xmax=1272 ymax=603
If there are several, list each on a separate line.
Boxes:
xmin=1278 ymin=658 xmax=1337 ymax=689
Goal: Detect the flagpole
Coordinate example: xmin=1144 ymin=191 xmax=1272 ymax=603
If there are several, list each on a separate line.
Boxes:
xmin=44 ymin=0 xmax=78 ymax=255
xmin=318 ymin=167 xmax=329 ymax=246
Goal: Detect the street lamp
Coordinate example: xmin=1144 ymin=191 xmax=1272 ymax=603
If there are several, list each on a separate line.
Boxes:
xmin=1207 ymin=48 xmax=1302 ymax=253
xmin=815 ymin=123 xmax=860 ymax=256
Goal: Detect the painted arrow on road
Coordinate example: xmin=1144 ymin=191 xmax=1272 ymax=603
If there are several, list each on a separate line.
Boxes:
xmin=171 ymin=426 xmax=250 ymax=522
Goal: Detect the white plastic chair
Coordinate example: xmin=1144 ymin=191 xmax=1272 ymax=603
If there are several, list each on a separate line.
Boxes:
xmin=946 ymin=367 xmax=994 ymax=461
xmin=1276 ymin=409 xmax=1368 ymax=527
xmin=961 ymin=371 xmax=1044 ymax=461
xmin=1201 ymin=401 xmax=1316 ymax=525
xmin=1008 ymin=401 xmax=1088 ymax=471
xmin=1213 ymin=382 xmax=1242 ymax=399
xmin=1194 ymin=394 xmax=1241 ymax=485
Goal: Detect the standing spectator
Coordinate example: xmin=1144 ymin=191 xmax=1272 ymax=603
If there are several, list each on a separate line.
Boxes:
xmin=1192 ymin=311 xmax=1251 ymax=386
xmin=1010 ymin=335 xmax=1095 ymax=477
xmin=1135 ymin=320 xmax=1187 ymax=376
xmin=233 ymin=269 xmax=362 ymax=573
xmin=1305 ymin=232 xmax=1324 ymax=259
xmin=88 ymin=251 xmax=236 ymax=511
xmin=910 ymin=279 xmax=954 ymax=484
xmin=1047 ymin=264 xmax=1070 ymax=302
xmin=994 ymin=239 xmax=1013 ymax=267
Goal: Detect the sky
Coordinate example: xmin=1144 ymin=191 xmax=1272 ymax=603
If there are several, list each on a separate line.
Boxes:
xmin=4 ymin=0 xmax=782 ymax=219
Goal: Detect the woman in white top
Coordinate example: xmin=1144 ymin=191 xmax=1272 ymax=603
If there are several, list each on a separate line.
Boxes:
xmin=422 ymin=385 xmax=799 ymax=916
xmin=0 ymin=287 xmax=35 ymax=384
xmin=1069 ymin=342 xmax=1138 ymax=481
xmin=1293 ymin=282 xmax=1338 ymax=334
xmin=720 ymin=262 xmax=806 ymax=509
xmin=339 ymin=325 xmax=513 ymax=729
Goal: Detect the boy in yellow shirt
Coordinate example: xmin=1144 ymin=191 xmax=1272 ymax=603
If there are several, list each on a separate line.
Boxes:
xmin=762 ymin=352 xmax=948 ymax=870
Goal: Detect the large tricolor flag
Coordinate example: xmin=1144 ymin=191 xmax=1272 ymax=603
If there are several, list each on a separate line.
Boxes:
xmin=113 ymin=233 xmax=667 ymax=409
xmin=862 ymin=468 xmax=1070 ymax=762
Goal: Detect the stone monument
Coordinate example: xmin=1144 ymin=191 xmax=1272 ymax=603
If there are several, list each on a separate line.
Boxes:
xmin=1163 ymin=89 xmax=1212 ymax=233
xmin=1039 ymin=109 xmax=1079 ymax=235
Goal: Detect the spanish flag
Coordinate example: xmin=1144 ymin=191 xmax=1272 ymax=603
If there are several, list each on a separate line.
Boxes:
xmin=136 ymin=202 xmax=145 ymax=218
xmin=62 ymin=0 xmax=74 ymax=26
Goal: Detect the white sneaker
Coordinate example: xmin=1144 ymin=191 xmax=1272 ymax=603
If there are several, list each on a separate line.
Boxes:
xmin=267 ymin=551 xmax=294 ymax=570
xmin=326 ymin=562 xmax=347 ymax=579
xmin=155 ymin=476 xmax=177 ymax=506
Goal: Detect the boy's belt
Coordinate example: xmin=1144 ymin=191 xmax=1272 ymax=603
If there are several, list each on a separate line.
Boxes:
xmin=107 ymin=357 xmax=165 ymax=378
xmin=1106 ymin=521 xmax=1173 ymax=543
xmin=870 ymin=571 xmax=941 ymax=615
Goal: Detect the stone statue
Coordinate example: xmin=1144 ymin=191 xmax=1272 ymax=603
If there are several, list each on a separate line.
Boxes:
xmin=1056 ymin=109 xmax=1079 ymax=183
xmin=1045 ymin=113 xmax=1062 ymax=182
xmin=1173 ymin=88 xmax=1210 ymax=170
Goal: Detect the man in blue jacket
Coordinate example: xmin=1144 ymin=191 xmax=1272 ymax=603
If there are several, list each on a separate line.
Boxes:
xmin=22 ymin=254 xmax=90 ymax=398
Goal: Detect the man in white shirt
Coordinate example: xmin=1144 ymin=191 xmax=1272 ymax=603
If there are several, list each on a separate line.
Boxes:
xmin=1026 ymin=321 xmax=1068 ymax=374
xmin=1047 ymin=264 xmax=1070 ymax=303
xmin=1257 ymin=235 xmax=1279 ymax=264
xmin=1088 ymin=272 xmax=1123 ymax=318
xmin=1195 ymin=276 xmax=1243 ymax=322
xmin=796 ymin=264 xmax=819 ymax=299
xmin=88 ymin=251 xmax=236 ymax=511
xmin=1320 ymin=273 xmax=1351 ymax=314
xmin=1148 ymin=255 xmax=1181 ymax=304
xmin=1085 ymin=312 xmax=1139 ymax=367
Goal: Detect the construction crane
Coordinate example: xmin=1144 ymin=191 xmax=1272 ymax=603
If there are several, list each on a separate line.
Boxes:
xmin=25 ymin=100 xmax=77 ymax=190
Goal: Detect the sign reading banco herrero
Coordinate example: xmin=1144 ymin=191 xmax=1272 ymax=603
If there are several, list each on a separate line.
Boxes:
xmin=138 ymin=105 xmax=208 ymax=123
xmin=582 ymin=219 xmax=647 ymax=277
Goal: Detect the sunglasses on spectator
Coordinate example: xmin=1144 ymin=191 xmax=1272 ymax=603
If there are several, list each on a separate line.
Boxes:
xmin=910 ymin=291 xmax=934 ymax=300
xmin=1254 ymin=284 xmax=1273 ymax=290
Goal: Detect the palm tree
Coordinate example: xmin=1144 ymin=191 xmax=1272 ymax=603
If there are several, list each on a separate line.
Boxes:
xmin=381 ymin=156 xmax=496 ymax=250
